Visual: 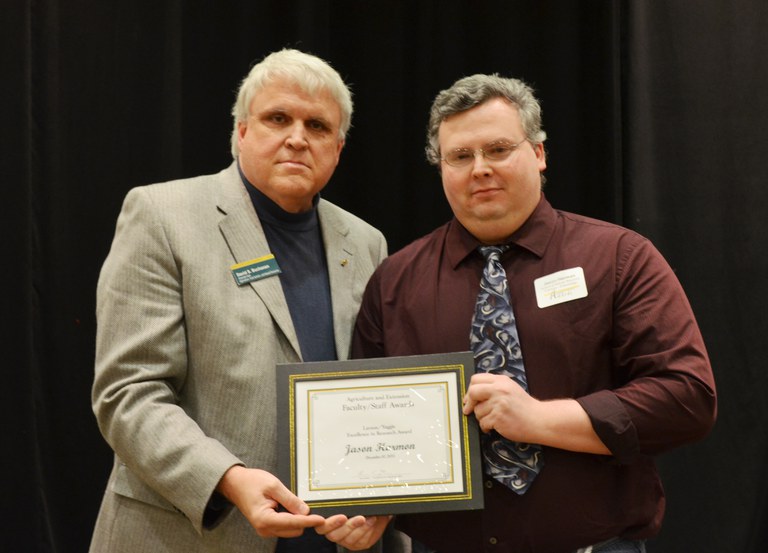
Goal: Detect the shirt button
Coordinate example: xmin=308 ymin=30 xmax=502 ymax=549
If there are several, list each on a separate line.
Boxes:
xmin=489 ymin=537 xmax=498 ymax=545
xmin=485 ymin=480 xmax=493 ymax=489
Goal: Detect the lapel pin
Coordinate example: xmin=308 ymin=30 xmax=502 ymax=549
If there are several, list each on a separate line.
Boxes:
xmin=340 ymin=259 xmax=348 ymax=267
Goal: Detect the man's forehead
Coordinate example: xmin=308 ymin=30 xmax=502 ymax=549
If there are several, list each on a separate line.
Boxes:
xmin=439 ymin=100 xmax=522 ymax=142
xmin=250 ymin=81 xmax=340 ymax=119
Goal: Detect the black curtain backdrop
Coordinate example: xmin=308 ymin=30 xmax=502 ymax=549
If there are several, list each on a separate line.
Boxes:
xmin=3 ymin=1 xmax=767 ymax=551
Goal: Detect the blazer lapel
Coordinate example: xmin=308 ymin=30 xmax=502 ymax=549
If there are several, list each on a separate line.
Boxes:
xmin=215 ymin=164 xmax=302 ymax=359
xmin=318 ymin=201 xmax=357 ymax=361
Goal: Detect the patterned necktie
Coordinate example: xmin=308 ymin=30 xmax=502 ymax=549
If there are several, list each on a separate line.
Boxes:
xmin=469 ymin=245 xmax=543 ymax=494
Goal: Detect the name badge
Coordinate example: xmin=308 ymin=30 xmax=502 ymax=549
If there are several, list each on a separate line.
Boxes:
xmin=534 ymin=267 xmax=588 ymax=308
xmin=230 ymin=254 xmax=282 ymax=286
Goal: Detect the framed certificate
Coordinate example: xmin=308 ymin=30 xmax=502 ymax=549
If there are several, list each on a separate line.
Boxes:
xmin=276 ymin=352 xmax=484 ymax=516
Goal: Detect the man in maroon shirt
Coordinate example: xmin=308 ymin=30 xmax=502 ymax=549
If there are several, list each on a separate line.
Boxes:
xmin=352 ymin=75 xmax=716 ymax=553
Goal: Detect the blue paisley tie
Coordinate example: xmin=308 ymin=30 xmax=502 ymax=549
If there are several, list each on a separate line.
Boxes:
xmin=469 ymin=245 xmax=543 ymax=494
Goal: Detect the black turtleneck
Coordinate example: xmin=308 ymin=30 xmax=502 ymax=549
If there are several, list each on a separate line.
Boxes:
xmin=240 ymin=168 xmax=337 ymax=364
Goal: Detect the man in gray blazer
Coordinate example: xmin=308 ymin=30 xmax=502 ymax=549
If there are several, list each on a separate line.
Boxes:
xmin=90 ymin=49 xmax=392 ymax=553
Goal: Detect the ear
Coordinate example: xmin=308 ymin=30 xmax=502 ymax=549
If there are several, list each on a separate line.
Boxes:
xmin=533 ymin=142 xmax=547 ymax=172
xmin=237 ymin=121 xmax=248 ymax=146
xmin=333 ymin=138 xmax=345 ymax=164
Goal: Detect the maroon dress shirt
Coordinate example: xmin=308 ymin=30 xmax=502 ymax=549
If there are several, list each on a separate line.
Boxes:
xmin=351 ymin=196 xmax=716 ymax=553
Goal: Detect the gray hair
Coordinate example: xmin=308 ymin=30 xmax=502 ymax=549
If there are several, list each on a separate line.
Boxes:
xmin=425 ymin=74 xmax=547 ymax=166
xmin=230 ymin=48 xmax=353 ymax=158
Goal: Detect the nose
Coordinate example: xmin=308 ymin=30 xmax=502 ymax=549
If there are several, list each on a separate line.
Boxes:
xmin=285 ymin=122 xmax=309 ymax=150
xmin=471 ymin=151 xmax=493 ymax=177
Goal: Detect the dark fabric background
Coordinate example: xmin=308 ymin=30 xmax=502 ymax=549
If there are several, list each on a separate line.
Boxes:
xmin=3 ymin=1 xmax=766 ymax=551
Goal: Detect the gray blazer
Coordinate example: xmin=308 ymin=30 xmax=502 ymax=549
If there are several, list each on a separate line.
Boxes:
xmin=90 ymin=163 xmax=389 ymax=552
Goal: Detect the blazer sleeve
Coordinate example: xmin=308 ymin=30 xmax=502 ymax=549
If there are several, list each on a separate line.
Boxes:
xmin=92 ymin=186 xmax=242 ymax=533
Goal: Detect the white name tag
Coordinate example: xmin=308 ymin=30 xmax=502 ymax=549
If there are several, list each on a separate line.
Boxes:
xmin=534 ymin=267 xmax=588 ymax=308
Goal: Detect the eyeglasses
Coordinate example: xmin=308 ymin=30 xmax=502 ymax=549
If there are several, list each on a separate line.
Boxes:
xmin=441 ymin=139 xmax=526 ymax=168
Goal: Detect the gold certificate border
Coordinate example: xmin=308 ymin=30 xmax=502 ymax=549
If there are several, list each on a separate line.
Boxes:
xmin=306 ymin=380 xmax=455 ymax=491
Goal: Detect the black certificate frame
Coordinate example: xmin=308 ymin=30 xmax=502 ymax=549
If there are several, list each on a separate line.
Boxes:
xmin=276 ymin=352 xmax=484 ymax=517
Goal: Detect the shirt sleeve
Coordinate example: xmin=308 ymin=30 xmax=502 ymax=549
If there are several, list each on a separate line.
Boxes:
xmin=577 ymin=235 xmax=717 ymax=463
xmin=351 ymin=264 xmax=387 ymax=359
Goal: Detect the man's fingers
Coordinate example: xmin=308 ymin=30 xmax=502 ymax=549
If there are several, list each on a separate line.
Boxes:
xmin=266 ymin=479 xmax=311 ymax=516
xmin=322 ymin=515 xmax=392 ymax=550
xmin=314 ymin=514 xmax=348 ymax=536
xmin=463 ymin=374 xmax=495 ymax=414
xmin=254 ymin=511 xmax=326 ymax=538
xmin=462 ymin=394 xmax=476 ymax=414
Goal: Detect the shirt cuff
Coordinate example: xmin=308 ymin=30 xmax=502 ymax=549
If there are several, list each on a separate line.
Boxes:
xmin=577 ymin=390 xmax=640 ymax=464
xmin=202 ymin=491 xmax=233 ymax=529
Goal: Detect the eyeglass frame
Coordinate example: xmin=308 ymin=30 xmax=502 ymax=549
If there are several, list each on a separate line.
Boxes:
xmin=440 ymin=139 xmax=529 ymax=168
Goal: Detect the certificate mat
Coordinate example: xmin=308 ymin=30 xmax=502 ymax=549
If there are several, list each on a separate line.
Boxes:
xmin=276 ymin=352 xmax=484 ymax=516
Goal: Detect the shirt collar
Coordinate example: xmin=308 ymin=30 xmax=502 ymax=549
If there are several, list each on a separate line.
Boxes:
xmin=445 ymin=194 xmax=557 ymax=269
